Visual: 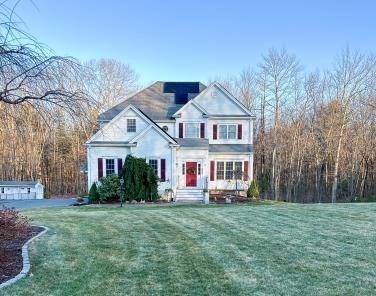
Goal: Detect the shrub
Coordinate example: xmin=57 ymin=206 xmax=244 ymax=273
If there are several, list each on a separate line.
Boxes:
xmin=0 ymin=208 xmax=31 ymax=251
xmin=88 ymin=182 xmax=100 ymax=203
xmin=247 ymin=180 xmax=260 ymax=199
xmin=121 ymin=155 xmax=159 ymax=202
xmin=97 ymin=174 xmax=121 ymax=202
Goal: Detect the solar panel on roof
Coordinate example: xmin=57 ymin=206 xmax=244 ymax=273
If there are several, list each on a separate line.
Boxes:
xmin=163 ymin=82 xmax=200 ymax=104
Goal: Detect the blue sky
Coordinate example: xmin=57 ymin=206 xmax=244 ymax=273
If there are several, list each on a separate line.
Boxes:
xmin=15 ymin=0 xmax=376 ymax=84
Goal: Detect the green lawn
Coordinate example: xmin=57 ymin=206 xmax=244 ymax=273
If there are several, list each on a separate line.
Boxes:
xmin=2 ymin=202 xmax=376 ymax=296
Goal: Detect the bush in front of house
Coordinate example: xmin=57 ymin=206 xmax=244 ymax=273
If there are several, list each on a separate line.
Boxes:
xmin=247 ymin=180 xmax=260 ymax=199
xmin=97 ymin=174 xmax=121 ymax=202
xmin=0 ymin=208 xmax=31 ymax=251
xmin=121 ymin=155 xmax=159 ymax=202
xmin=88 ymin=182 xmax=100 ymax=203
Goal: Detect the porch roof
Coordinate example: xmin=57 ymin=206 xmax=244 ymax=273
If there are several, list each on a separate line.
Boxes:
xmin=209 ymin=144 xmax=253 ymax=153
xmin=175 ymin=138 xmax=209 ymax=148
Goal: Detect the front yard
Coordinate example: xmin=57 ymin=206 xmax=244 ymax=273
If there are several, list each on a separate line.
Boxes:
xmin=2 ymin=203 xmax=376 ymax=295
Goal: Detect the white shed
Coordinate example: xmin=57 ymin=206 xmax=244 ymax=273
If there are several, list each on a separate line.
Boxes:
xmin=0 ymin=181 xmax=44 ymax=200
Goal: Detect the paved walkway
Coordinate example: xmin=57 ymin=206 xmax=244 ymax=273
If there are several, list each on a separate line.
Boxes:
xmin=0 ymin=198 xmax=78 ymax=209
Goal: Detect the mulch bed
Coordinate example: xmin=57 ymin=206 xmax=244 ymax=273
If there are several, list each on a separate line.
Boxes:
xmin=0 ymin=226 xmax=44 ymax=284
xmin=210 ymin=194 xmax=259 ymax=203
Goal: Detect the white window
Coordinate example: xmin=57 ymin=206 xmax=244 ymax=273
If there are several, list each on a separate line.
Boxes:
xmin=149 ymin=159 xmax=158 ymax=176
xmin=216 ymin=162 xmax=224 ymax=180
xmin=225 ymin=162 xmax=234 ymax=180
xmin=27 ymin=188 xmax=31 ymax=194
xmin=105 ymin=159 xmax=115 ymax=175
xmin=228 ymin=125 xmax=237 ymax=139
xmin=127 ymin=119 xmax=136 ymax=132
xmin=184 ymin=123 xmax=200 ymax=138
xmin=182 ymin=163 xmax=185 ymax=175
xmin=217 ymin=161 xmax=243 ymax=180
xmin=198 ymin=163 xmax=201 ymax=175
xmin=1 ymin=187 xmax=4 ymax=194
xmin=234 ymin=162 xmax=243 ymax=179
xmin=218 ymin=124 xmax=237 ymax=139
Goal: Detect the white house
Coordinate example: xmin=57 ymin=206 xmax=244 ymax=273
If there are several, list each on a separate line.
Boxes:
xmin=0 ymin=181 xmax=44 ymax=200
xmin=86 ymin=82 xmax=254 ymax=202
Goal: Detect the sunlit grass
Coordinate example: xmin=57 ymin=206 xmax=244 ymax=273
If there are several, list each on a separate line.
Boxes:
xmin=3 ymin=202 xmax=376 ymax=295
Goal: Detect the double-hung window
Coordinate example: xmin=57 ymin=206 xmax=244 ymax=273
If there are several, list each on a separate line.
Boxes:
xmin=216 ymin=161 xmax=224 ymax=180
xmin=149 ymin=159 xmax=158 ymax=176
xmin=225 ymin=162 xmax=234 ymax=180
xmin=105 ymin=159 xmax=115 ymax=175
xmin=1 ymin=187 xmax=4 ymax=194
xmin=127 ymin=119 xmax=136 ymax=132
xmin=218 ymin=124 xmax=237 ymax=139
xmin=216 ymin=161 xmax=243 ymax=180
xmin=184 ymin=123 xmax=200 ymax=138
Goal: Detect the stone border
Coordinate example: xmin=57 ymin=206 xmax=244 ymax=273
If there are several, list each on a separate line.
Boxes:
xmin=0 ymin=225 xmax=48 ymax=289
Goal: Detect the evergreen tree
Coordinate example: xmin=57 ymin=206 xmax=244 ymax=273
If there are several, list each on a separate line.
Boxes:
xmin=88 ymin=182 xmax=100 ymax=203
xmin=122 ymin=155 xmax=159 ymax=202
xmin=247 ymin=180 xmax=260 ymax=199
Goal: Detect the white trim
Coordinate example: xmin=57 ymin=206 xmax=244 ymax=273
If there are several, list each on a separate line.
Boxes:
xmin=87 ymin=104 xmax=177 ymax=145
xmin=212 ymin=82 xmax=253 ymax=116
xmin=129 ymin=125 xmax=153 ymax=143
xmin=218 ymin=124 xmax=238 ymax=140
xmin=172 ymin=99 xmax=208 ymax=118
xmin=184 ymin=122 xmax=201 ymax=138
xmin=175 ymin=82 xmax=253 ymax=117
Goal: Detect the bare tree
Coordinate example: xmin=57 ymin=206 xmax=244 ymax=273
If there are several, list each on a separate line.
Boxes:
xmin=83 ymin=59 xmax=139 ymax=112
xmin=328 ymin=47 xmax=376 ymax=202
xmin=258 ymin=48 xmax=302 ymax=200
xmin=0 ymin=1 xmax=89 ymax=114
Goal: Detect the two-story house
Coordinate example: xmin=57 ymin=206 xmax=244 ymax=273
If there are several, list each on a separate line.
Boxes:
xmin=86 ymin=81 xmax=254 ymax=202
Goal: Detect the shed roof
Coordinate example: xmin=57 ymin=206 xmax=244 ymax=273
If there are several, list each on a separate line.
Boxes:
xmin=175 ymin=138 xmax=209 ymax=148
xmin=0 ymin=181 xmax=40 ymax=187
xmin=209 ymin=144 xmax=253 ymax=153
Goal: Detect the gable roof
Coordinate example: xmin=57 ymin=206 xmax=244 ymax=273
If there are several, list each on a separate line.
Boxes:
xmin=99 ymin=81 xmax=207 ymax=122
xmin=172 ymin=82 xmax=253 ymax=118
xmin=87 ymin=104 xmax=177 ymax=145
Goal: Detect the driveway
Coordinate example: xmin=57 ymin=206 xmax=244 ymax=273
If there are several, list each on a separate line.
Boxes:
xmin=0 ymin=198 xmax=79 ymax=209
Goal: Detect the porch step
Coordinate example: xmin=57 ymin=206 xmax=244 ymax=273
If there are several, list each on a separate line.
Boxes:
xmin=175 ymin=189 xmax=204 ymax=203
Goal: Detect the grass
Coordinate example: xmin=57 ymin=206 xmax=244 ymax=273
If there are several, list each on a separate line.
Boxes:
xmin=2 ymin=202 xmax=376 ymax=295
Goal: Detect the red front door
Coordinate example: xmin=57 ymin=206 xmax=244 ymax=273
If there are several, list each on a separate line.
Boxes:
xmin=186 ymin=162 xmax=197 ymax=187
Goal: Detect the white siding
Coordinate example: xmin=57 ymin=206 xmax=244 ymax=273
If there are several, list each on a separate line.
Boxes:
xmin=208 ymin=118 xmax=252 ymax=145
xmin=133 ymin=127 xmax=174 ymax=193
xmin=91 ymin=109 xmax=149 ymax=142
xmin=155 ymin=121 xmax=175 ymax=137
xmin=87 ymin=146 xmax=131 ymax=188
xmin=208 ymin=154 xmax=253 ymax=191
xmin=0 ymin=183 xmax=44 ymax=200
xmin=194 ymin=85 xmax=246 ymax=115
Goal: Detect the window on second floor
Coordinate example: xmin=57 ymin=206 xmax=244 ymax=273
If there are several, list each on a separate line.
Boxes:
xmin=127 ymin=119 xmax=136 ymax=132
xmin=106 ymin=159 xmax=115 ymax=175
xmin=184 ymin=123 xmax=200 ymax=138
xmin=219 ymin=124 xmax=237 ymax=139
xmin=1 ymin=187 xmax=4 ymax=194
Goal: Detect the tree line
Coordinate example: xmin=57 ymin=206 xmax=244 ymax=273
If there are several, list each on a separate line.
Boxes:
xmin=215 ymin=48 xmax=376 ymax=202
xmin=0 ymin=3 xmax=374 ymax=201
